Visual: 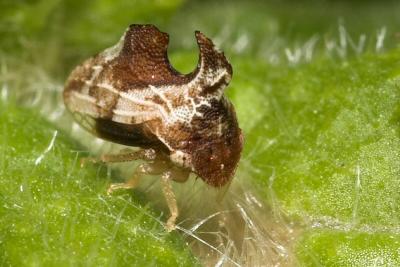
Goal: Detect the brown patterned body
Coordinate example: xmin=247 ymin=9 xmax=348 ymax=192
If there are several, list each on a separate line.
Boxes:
xmin=63 ymin=24 xmax=243 ymax=187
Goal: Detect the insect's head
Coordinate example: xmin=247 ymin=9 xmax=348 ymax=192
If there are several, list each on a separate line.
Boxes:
xmin=190 ymin=101 xmax=244 ymax=187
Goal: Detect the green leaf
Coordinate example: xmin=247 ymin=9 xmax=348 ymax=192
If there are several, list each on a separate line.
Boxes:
xmin=233 ymin=52 xmax=400 ymax=265
xmin=0 ymin=102 xmax=199 ymax=266
xmin=297 ymin=230 xmax=400 ymax=266
xmin=238 ymin=52 xmax=400 ymax=226
xmin=3 ymin=0 xmax=400 ymax=265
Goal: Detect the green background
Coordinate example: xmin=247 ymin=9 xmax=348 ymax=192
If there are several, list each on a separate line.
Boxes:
xmin=1 ymin=0 xmax=400 ymax=266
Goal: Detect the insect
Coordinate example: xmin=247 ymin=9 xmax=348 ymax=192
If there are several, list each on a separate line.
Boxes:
xmin=63 ymin=24 xmax=243 ymax=231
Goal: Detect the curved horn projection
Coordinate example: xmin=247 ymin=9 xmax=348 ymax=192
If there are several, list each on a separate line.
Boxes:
xmin=193 ymin=31 xmax=233 ymax=94
xmin=118 ymin=24 xmax=232 ymax=95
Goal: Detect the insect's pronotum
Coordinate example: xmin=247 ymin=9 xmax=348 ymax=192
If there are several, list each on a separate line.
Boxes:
xmin=63 ymin=24 xmax=243 ymax=231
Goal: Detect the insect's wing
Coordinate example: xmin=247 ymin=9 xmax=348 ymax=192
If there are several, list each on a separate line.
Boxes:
xmin=69 ymin=110 xmax=163 ymax=148
xmin=64 ymin=25 xmax=184 ymax=126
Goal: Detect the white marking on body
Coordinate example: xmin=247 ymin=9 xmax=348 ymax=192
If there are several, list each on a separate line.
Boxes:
xmin=170 ymin=150 xmax=191 ymax=168
xmin=71 ymin=91 xmax=97 ymax=104
xmin=120 ymin=91 xmax=159 ymax=107
xmin=80 ymin=65 xmax=103 ymax=95
xmin=186 ymin=57 xmax=205 ymax=89
xmin=187 ymin=97 xmax=204 ymax=118
xmin=205 ymin=68 xmax=227 ymax=88
xmin=156 ymin=135 xmax=174 ymax=151
xmin=149 ymin=85 xmax=174 ymax=112
xmin=113 ymin=109 xmax=155 ymax=117
xmin=149 ymin=85 xmax=204 ymax=124
xmin=184 ymin=53 xmax=229 ymax=96
xmin=96 ymin=82 xmax=120 ymax=94
xmin=117 ymin=90 xmax=170 ymax=122
xmin=88 ymin=65 xmax=103 ymax=84
xmin=68 ymin=91 xmax=103 ymax=117
xmin=217 ymin=117 xmax=223 ymax=136
xmin=102 ymin=30 xmax=127 ymax=62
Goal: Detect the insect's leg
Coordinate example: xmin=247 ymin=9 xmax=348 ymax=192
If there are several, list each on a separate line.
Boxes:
xmin=107 ymin=162 xmax=153 ymax=194
xmin=160 ymin=168 xmax=190 ymax=231
xmin=161 ymin=171 xmax=179 ymax=232
xmin=107 ymin=157 xmax=169 ymax=194
xmin=81 ymin=148 xmax=156 ymax=167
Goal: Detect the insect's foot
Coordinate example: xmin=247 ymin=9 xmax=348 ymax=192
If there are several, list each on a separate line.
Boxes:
xmin=107 ymin=183 xmax=132 ymax=195
xmin=80 ymin=157 xmax=98 ymax=168
xmin=165 ymin=218 xmax=176 ymax=232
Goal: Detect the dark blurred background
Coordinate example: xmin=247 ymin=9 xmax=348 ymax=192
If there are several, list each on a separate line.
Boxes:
xmin=1 ymin=0 xmax=400 ymax=79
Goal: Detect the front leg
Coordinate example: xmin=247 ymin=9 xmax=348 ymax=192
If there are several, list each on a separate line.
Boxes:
xmin=161 ymin=168 xmax=190 ymax=231
xmin=81 ymin=148 xmax=156 ymax=167
xmin=161 ymin=171 xmax=178 ymax=232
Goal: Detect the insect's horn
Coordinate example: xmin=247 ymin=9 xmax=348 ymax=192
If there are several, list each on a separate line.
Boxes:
xmin=113 ymin=25 xmax=233 ymax=92
xmin=118 ymin=24 xmax=178 ymax=84
xmin=193 ymin=31 xmax=233 ymax=95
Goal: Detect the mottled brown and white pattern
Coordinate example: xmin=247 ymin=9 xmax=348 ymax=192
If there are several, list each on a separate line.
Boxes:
xmin=63 ymin=24 xmax=243 ymax=230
